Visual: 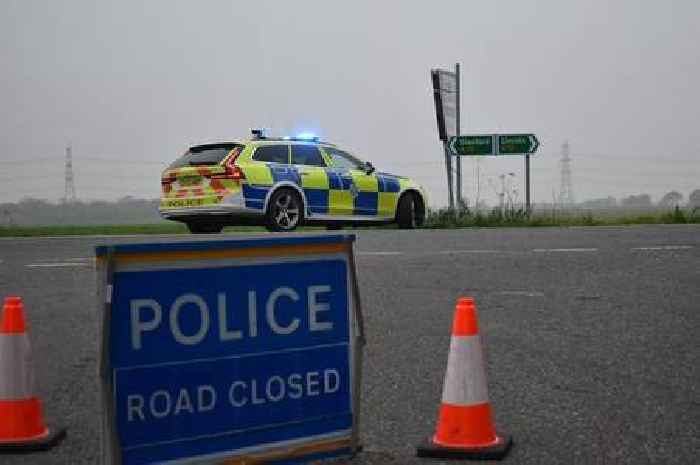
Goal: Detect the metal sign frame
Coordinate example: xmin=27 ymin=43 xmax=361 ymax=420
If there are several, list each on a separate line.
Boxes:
xmin=96 ymin=235 xmax=364 ymax=465
xmin=431 ymin=69 xmax=457 ymax=142
xmin=431 ymin=66 xmax=461 ymax=210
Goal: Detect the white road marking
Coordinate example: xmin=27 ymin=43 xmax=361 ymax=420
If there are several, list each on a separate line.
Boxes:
xmin=533 ymin=248 xmax=598 ymax=253
xmin=631 ymin=245 xmax=693 ymax=251
xmin=357 ymin=251 xmax=402 ymax=256
xmin=26 ymin=262 xmax=91 ymax=268
xmin=495 ymin=290 xmax=545 ymax=297
xmin=438 ymin=249 xmax=502 ymax=254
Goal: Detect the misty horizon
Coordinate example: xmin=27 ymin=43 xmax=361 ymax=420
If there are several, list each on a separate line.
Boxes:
xmin=2 ymin=1 xmax=698 ymax=208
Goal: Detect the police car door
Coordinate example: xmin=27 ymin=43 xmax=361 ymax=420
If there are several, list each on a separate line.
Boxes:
xmin=322 ymin=147 xmax=381 ymax=218
xmin=291 ymin=144 xmax=330 ymax=216
xmin=348 ymin=167 xmax=379 ymax=217
xmin=322 ymin=147 xmax=358 ymax=217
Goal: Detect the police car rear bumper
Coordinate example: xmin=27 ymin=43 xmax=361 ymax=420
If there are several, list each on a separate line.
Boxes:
xmin=159 ymin=190 xmax=265 ymax=220
xmin=159 ymin=205 xmax=264 ymax=220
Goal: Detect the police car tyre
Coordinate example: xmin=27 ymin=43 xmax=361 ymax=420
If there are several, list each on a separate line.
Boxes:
xmin=397 ymin=192 xmax=422 ymax=229
xmin=266 ymin=188 xmax=304 ymax=232
xmin=187 ymin=222 xmax=224 ymax=234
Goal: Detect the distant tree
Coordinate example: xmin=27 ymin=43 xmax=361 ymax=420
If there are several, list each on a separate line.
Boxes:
xmin=621 ymin=194 xmax=652 ymax=208
xmin=658 ymin=191 xmax=683 ymax=208
xmin=2 ymin=198 xmax=161 ymax=226
xmin=689 ymin=189 xmax=700 ymax=208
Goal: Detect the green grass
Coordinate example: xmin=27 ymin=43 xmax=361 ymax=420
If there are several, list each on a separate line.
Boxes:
xmin=0 ymin=223 xmax=334 ymax=237
xmin=0 ymin=223 xmax=283 ymax=237
xmin=0 ymin=223 xmax=189 ymax=237
xmin=423 ymin=206 xmax=700 ymax=228
xmin=0 ymin=207 xmax=698 ymax=237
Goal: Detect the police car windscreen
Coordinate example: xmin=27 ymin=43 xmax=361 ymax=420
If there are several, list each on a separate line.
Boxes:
xmin=168 ymin=144 xmax=244 ymax=169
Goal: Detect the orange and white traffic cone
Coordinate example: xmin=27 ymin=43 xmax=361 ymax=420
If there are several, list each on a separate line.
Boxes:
xmin=416 ymin=297 xmax=512 ymax=460
xmin=0 ymin=296 xmax=66 ymax=452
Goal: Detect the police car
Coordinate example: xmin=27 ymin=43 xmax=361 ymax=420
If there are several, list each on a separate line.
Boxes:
xmin=159 ymin=130 xmax=427 ymax=233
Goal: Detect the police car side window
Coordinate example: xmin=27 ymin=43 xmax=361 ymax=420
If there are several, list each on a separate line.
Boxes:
xmin=253 ymin=145 xmax=289 ymax=164
xmin=291 ymin=145 xmax=326 ymax=167
xmin=326 ymin=148 xmax=362 ymax=170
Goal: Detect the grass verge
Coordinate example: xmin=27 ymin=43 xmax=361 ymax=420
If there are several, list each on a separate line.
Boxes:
xmin=0 ymin=207 xmax=698 ymax=237
xmin=0 ymin=223 xmax=279 ymax=237
xmin=423 ymin=206 xmax=700 ymax=228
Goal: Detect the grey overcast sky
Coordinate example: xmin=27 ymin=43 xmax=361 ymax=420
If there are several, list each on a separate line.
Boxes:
xmin=1 ymin=0 xmax=699 ymax=206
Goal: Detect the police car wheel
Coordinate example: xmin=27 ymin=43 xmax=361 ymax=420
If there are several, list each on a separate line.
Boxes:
xmin=266 ymin=188 xmax=303 ymax=232
xmin=397 ymin=193 xmax=418 ymax=229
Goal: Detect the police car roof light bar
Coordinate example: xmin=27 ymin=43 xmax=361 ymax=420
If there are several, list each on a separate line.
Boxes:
xmin=295 ymin=132 xmax=319 ymax=142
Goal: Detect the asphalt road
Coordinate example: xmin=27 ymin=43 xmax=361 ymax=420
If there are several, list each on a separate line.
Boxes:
xmin=0 ymin=225 xmax=698 ymax=464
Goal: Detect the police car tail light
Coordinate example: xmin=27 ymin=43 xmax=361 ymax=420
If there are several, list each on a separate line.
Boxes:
xmin=212 ymin=165 xmax=245 ymax=181
xmin=229 ymin=166 xmax=245 ymax=181
xmin=161 ymin=174 xmax=176 ymax=186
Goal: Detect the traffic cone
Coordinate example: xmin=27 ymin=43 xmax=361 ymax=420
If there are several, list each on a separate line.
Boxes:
xmin=0 ymin=296 xmax=66 ymax=452
xmin=416 ymin=297 xmax=512 ymax=460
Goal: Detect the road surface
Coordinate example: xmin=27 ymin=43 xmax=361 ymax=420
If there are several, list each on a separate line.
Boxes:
xmin=0 ymin=224 xmax=698 ymax=464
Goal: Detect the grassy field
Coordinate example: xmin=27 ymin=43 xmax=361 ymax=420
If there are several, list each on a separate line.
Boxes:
xmin=0 ymin=207 xmax=698 ymax=237
xmin=423 ymin=206 xmax=700 ymax=228
xmin=0 ymin=223 xmax=273 ymax=237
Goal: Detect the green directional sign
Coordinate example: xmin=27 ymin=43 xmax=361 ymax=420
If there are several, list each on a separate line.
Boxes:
xmin=498 ymin=134 xmax=539 ymax=154
xmin=448 ymin=135 xmax=494 ymax=156
xmin=448 ymin=134 xmax=539 ymax=156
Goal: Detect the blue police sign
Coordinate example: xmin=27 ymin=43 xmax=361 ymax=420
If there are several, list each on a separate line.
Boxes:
xmin=96 ymin=235 xmax=364 ymax=465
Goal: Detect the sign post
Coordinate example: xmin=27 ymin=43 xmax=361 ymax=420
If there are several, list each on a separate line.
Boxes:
xmin=525 ymin=154 xmax=531 ymax=211
xmin=455 ymin=63 xmax=461 ymax=208
xmin=96 ymin=235 xmax=364 ymax=465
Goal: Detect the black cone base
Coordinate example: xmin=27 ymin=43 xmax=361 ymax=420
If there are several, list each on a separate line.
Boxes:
xmin=0 ymin=426 xmax=67 ymax=453
xmin=416 ymin=434 xmax=512 ymax=460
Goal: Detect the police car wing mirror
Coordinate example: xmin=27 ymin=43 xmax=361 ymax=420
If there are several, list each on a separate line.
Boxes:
xmin=363 ymin=161 xmax=375 ymax=175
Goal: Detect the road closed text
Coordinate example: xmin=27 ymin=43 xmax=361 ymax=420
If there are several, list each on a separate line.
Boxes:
xmin=125 ymin=368 xmax=341 ymax=422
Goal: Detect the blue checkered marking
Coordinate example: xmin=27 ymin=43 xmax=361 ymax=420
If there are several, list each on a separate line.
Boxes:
xmin=327 ymin=170 xmax=354 ymax=190
xmin=270 ymin=165 xmax=301 ymax=184
xmin=242 ymin=185 xmax=268 ymax=210
xmin=354 ymin=192 xmax=378 ymax=216
xmin=378 ymin=175 xmax=400 ymax=193
xmin=304 ymin=188 xmax=329 ymax=214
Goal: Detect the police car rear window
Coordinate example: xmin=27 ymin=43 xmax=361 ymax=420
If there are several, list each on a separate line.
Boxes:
xmin=253 ymin=145 xmax=289 ymax=164
xmin=168 ymin=144 xmax=243 ymax=169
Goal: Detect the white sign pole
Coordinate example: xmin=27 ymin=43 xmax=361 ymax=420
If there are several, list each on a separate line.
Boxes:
xmin=455 ymin=62 xmax=462 ymax=209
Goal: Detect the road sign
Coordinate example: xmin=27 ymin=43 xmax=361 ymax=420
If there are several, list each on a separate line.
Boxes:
xmin=448 ymin=135 xmax=494 ymax=156
xmin=96 ymin=236 xmax=364 ymax=465
xmin=497 ymin=134 xmax=539 ymax=155
xmin=448 ymin=134 xmax=539 ymax=156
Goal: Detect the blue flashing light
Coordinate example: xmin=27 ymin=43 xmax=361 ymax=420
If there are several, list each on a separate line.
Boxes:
xmin=295 ymin=132 xmax=318 ymax=141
